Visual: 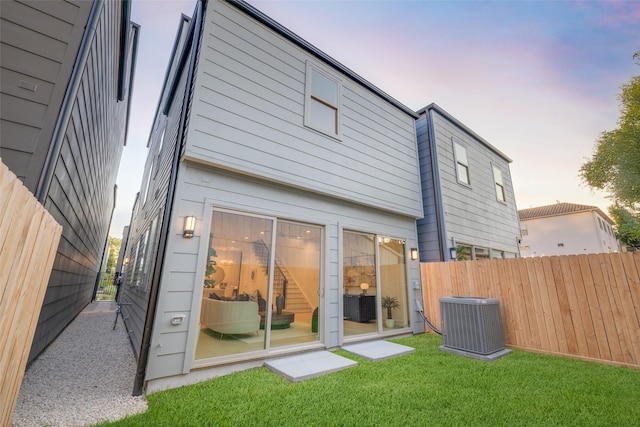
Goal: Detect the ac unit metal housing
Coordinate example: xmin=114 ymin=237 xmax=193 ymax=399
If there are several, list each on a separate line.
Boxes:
xmin=439 ymin=296 xmax=511 ymax=361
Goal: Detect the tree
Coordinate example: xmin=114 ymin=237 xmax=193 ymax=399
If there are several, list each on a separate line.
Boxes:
xmin=580 ymin=51 xmax=640 ymax=212
xmin=608 ymin=205 xmax=640 ymax=249
xmin=106 ymin=236 xmax=122 ymax=273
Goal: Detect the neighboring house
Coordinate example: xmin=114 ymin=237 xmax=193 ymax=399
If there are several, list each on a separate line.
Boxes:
xmin=519 ymin=202 xmax=621 ymax=257
xmin=120 ymin=0 xmax=424 ymax=394
xmin=0 ymin=0 xmax=138 ymax=362
xmin=416 ymin=104 xmax=521 ymax=262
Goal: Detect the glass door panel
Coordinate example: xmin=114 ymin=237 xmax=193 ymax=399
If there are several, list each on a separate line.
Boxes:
xmin=196 ymin=210 xmax=273 ymax=359
xmin=269 ymin=221 xmax=322 ymax=348
xmin=378 ymin=237 xmax=409 ymax=331
xmin=343 ymin=231 xmax=377 ymax=337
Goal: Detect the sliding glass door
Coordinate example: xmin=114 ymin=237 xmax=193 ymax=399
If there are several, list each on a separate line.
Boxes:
xmin=342 ymin=231 xmax=409 ymax=338
xmin=195 ymin=210 xmax=321 ymax=360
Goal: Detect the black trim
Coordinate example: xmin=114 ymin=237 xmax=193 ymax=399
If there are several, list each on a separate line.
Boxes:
xmin=418 ymin=103 xmax=512 ymax=163
xmin=122 ymin=23 xmax=140 ymax=146
xmin=117 ymin=0 xmax=132 ymax=101
xmin=426 ymin=109 xmax=448 ymax=262
xmin=163 ymin=12 xmax=198 ymax=115
xmin=226 ymin=0 xmax=418 ymax=119
xmin=36 ymin=0 xmax=104 ymax=202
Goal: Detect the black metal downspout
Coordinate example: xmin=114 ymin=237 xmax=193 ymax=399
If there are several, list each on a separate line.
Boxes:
xmin=426 ymin=109 xmax=449 ymax=261
xmin=132 ymin=0 xmax=204 ymax=396
xmin=35 ymin=0 xmax=104 ymax=203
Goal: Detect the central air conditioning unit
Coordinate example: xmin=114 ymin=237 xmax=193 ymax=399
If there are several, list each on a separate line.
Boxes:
xmin=439 ymin=296 xmax=511 ymax=361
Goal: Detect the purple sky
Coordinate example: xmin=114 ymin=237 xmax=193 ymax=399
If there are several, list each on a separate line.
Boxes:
xmin=111 ymin=0 xmax=640 ymax=237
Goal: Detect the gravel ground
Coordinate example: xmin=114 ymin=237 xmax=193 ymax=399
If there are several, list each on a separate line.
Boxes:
xmin=11 ymin=302 xmax=148 ymax=426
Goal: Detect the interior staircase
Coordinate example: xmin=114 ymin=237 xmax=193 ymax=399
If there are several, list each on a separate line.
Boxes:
xmin=252 ymin=240 xmax=312 ymax=314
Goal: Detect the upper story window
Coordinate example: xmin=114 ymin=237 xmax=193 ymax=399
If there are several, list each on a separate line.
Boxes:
xmin=492 ymin=165 xmax=506 ymax=203
xmin=453 ymin=141 xmax=470 ymax=185
xmin=305 ymin=62 xmax=341 ymax=138
xmin=520 ymin=224 xmax=528 ymax=236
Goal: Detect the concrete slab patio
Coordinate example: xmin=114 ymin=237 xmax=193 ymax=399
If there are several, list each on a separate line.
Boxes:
xmin=342 ymin=340 xmax=416 ymax=361
xmin=265 ymin=351 xmax=357 ymax=382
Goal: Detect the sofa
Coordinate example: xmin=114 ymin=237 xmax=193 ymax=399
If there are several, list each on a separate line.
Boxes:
xmin=200 ymin=297 xmax=260 ymax=337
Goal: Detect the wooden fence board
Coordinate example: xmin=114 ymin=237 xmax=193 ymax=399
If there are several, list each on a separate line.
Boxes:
xmin=421 ymin=252 xmax=640 ymax=368
xmin=522 ymin=258 xmax=549 ymax=350
xmin=551 ymin=256 xmax=577 ymax=355
xmin=621 ymin=253 xmax=640 ymax=363
xmin=572 ymin=255 xmax=600 ymax=359
xmin=604 ymin=254 xmax=635 ymax=364
xmin=559 ymin=255 xmax=588 ymax=356
xmin=0 ymin=162 xmax=62 ymax=426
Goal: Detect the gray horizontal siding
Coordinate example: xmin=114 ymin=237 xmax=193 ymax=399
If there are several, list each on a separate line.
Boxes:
xmin=120 ymin=16 xmax=192 ymax=359
xmin=416 ymin=115 xmax=442 ymax=261
xmin=146 ymin=162 xmax=422 ymax=381
xmin=0 ymin=0 xmax=89 ymax=190
xmin=28 ymin=0 xmax=135 ymax=362
xmin=184 ymin=1 xmax=422 ymax=218
xmin=431 ymin=110 xmax=520 ymax=253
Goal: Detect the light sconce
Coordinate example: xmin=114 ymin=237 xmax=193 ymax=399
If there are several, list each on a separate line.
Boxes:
xmin=410 ymin=247 xmax=418 ymax=261
xmin=359 ymin=282 xmax=369 ymax=295
xmin=183 ymin=215 xmax=196 ymax=238
xmin=449 ymin=247 xmax=457 ymax=260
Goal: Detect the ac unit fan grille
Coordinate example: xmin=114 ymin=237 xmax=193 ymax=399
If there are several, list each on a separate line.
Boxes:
xmin=440 ymin=297 xmax=505 ymax=355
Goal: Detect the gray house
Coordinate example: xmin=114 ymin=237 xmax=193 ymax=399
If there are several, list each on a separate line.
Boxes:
xmin=416 ymin=104 xmax=520 ymax=262
xmin=120 ymin=0 xmax=424 ymax=394
xmin=0 ymin=0 xmax=138 ymax=362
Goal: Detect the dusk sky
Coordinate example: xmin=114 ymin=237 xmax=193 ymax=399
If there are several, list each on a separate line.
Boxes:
xmin=111 ymin=0 xmax=640 ymax=238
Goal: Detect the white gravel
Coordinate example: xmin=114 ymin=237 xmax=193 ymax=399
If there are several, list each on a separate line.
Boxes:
xmin=11 ymin=302 xmax=148 ymax=426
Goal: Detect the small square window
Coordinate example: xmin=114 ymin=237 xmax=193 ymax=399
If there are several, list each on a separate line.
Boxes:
xmin=305 ymin=62 xmax=341 ymax=138
xmin=453 ymin=141 xmax=470 ymax=185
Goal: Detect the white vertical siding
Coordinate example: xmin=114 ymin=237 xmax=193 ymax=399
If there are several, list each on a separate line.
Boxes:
xmin=184 ymin=1 xmax=422 ymax=218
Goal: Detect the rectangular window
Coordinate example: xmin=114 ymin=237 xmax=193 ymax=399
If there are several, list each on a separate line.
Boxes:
xmin=305 ymin=62 xmax=341 ymax=138
xmin=520 ymin=224 xmax=528 ymax=236
xmin=453 ymin=141 xmax=470 ymax=185
xmin=492 ymin=165 xmax=506 ymax=202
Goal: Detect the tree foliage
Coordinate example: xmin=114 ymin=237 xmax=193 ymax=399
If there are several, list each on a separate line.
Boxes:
xmin=580 ymin=51 xmax=640 ymax=212
xmin=106 ymin=236 xmax=122 ymax=272
xmin=608 ymin=205 xmax=640 ymax=248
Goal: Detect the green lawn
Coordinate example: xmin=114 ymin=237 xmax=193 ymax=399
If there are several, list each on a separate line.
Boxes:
xmin=99 ymin=334 xmax=640 ymax=426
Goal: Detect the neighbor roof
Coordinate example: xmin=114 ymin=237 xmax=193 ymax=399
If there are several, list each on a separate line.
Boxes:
xmin=518 ymin=202 xmax=613 ymax=224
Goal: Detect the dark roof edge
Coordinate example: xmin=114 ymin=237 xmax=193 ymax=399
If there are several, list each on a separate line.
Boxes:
xmin=145 ymin=13 xmax=192 ymax=147
xmin=417 ymin=103 xmax=513 ymax=163
xmin=227 ymin=0 xmax=419 ymax=119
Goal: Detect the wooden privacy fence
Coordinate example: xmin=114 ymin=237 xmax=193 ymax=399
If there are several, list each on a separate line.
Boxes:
xmin=0 ymin=161 xmax=62 ymax=425
xmin=421 ymin=253 xmax=640 ymax=368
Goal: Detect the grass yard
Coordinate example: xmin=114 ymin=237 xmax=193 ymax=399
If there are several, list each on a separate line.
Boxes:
xmin=98 ymin=334 xmax=640 ymax=426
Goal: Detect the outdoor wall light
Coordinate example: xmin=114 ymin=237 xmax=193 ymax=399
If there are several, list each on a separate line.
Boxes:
xmin=449 ymin=247 xmax=457 ymax=260
xmin=410 ymin=247 xmax=418 ymax=261
xmin=183 ymin=215 xmax=196 ymax=238
xmin=359 ymin=282 xmax=369 ymax=294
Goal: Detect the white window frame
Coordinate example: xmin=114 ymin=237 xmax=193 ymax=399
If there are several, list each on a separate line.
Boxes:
xmin=453 ymin=140 xmax=471 ymax=186
xmin=492 ymin=164 xmax=506 ymax=203
xmin=304 ymin=61 xmax=342 ymax=139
